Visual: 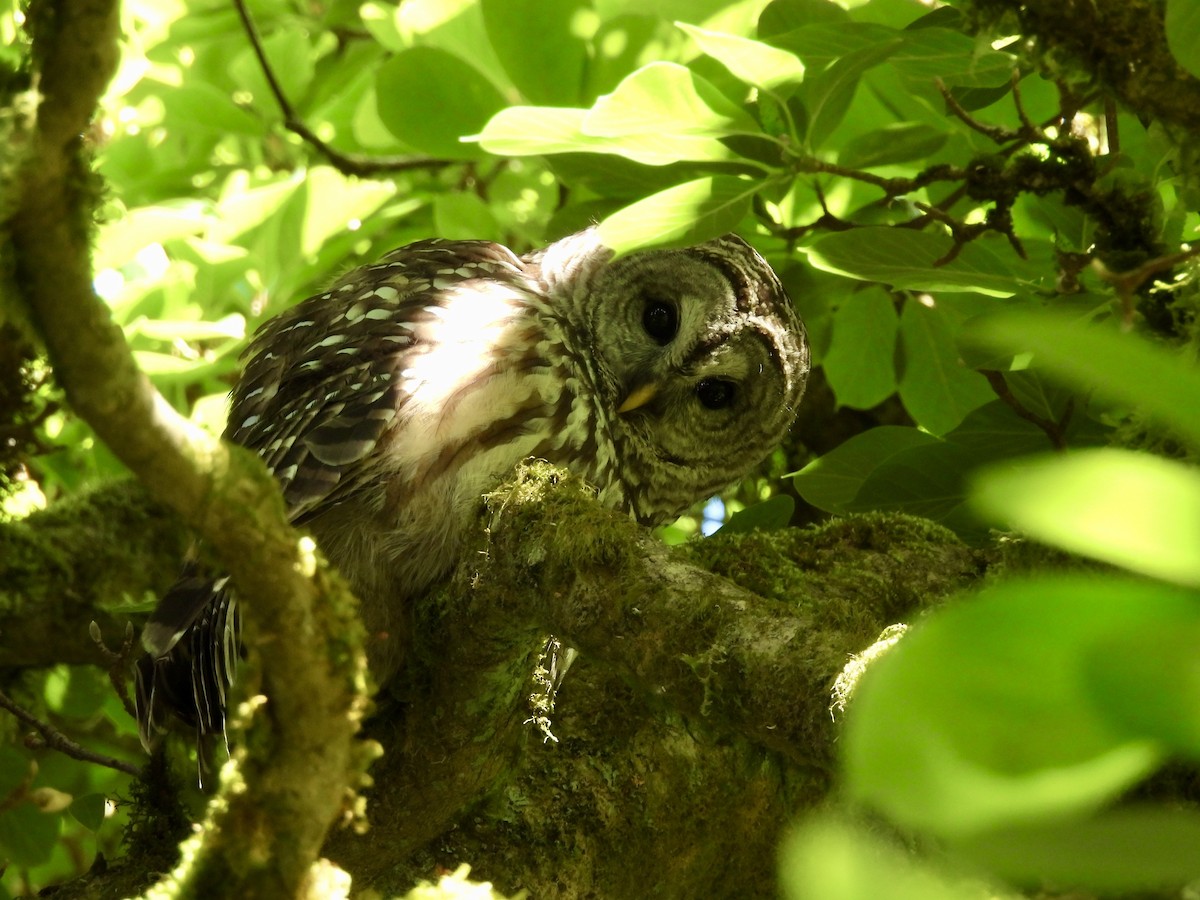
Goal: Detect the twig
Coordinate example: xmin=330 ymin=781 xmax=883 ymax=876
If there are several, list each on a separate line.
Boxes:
xmin=980 ymin=370 xmax=1071 ymax=451
xmin=231 ymin=0 xmax=453 ymax=178
xmin=790 ymin=155 xmax=967 ymax=198
xmin=89 ymin=620 xmax=139 ymax=721
xmin=1094 ymin=245 xmax=1200 ymax=327
xmin=937 ymin=77 xmax=1023 ymax=144
xmin=0 ymin=688 xmax=142 ymax=778
xmin=1009 ymin=71 xmax=1042 ymax=139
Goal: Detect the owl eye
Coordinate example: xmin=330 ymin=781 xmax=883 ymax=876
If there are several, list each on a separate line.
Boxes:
xmin=696 ymin=378 xmax=736 ymax=410
xmin=641 ymin=297 xmax=679 ymax=345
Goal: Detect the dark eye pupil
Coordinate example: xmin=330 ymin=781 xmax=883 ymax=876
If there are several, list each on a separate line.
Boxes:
xmin=696 ymin=378 xmax=736 ymax=410
xmin=642 ymin=299 xmax=678 ymax=345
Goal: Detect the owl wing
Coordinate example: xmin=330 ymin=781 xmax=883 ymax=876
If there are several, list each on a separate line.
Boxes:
xmin=228 ymin=238 xmax=530 ymax=522
xmin=136 ymin=240 xmax=530 ymax=762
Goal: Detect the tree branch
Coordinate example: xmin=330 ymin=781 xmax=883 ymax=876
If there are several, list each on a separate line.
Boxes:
xmin=231 ymin=0 xmax=454 ymax=178
xmin=325 ymin=463 xmax=983 ymax=887
xmin=7 ymin=2 xmax=372 ymax=896
xmin=0 ymin=687 xmax=142 ymax=777
xmin=0 ymin=481 xmax=189 ymax=667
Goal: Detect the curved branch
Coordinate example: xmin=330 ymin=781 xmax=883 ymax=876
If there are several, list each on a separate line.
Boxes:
xmin=7 ymin=3 xmax=371 ymax=896
xmin=231 ymin=0 xmax=454 ymax=177
xmin=0 ymin=481 xmax=189 ymax=667
xmin=326 ymin=463 xmax=983 ymax=886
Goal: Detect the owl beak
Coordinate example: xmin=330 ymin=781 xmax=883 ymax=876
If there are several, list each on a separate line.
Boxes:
xmin=618 ymin=382 xmax=659 ymax=414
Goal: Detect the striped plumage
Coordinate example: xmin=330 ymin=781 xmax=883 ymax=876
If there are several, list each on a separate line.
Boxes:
xmin=133 ymin=228 xmax=809 ymax=774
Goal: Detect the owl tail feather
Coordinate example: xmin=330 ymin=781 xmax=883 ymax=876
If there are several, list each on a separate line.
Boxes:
xmin=134 ymin=571 xmax=240 ymax=789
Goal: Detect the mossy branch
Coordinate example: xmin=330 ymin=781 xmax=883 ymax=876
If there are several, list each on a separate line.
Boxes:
xmin=5 ymin=2 xmax=371 ymax=897
xmin=325 ymin=463 xmax=983 ymax=888
xmin=0 ymin=481 xmax=189 ymax=667
xmin=965 ymin=0 xmax=1200 ymax=135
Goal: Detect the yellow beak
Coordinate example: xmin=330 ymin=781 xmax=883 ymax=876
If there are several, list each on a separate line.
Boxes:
xmin=618 ymin=382 xmax=659 ymax=414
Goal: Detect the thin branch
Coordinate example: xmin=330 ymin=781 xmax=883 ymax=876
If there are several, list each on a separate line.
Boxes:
xmin=11 ymin=3 xmax=372 ymax=895
xmin=980 ymin=369 xmax=1071 ymax=451
xmin=1093 ymin=245 xmax=1200 ymax=326
xmin=231 ymin=0 xmax=453 ymax=177
xmin=90 ymin=620 xmax=139 ymax=722
xmin=790 ymin=154 xmax=967 ymax=197
xmin=0 ymin=688 xmax=142 ymax=778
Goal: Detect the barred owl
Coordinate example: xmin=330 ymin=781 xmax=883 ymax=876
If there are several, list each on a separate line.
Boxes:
xmin=134 ymin=228 xmax=809 ymax=767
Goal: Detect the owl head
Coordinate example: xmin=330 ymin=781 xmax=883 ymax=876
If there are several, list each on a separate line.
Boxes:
xmin=531 ymin=230 xmax=810 ymax=524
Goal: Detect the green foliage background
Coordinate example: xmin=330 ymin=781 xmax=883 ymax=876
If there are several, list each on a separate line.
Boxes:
xmin=2 ymin=0 xmax=1200 ymax=895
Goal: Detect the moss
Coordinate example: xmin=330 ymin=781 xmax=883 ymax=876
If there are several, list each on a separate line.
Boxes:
xmin=966 ymin=0 xmax=1200 ymax=127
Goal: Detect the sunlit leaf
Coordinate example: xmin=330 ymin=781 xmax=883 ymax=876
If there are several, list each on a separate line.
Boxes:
xmin=471 ymin=106 xmax=737 ymax=165
xmin=584 ymin=62 xmax=758 ymax=137
xmin=676 ymin=22 xmax=805 ymax=90
xmin=890 ymin=28 xmax=1016 ymax=88
xmin=845 ymin=575 xmax=1192 ymax=836
xmin=971 ymin=449 xmax=1200 ymax=586
xmin=483 ymin=0 xmax=588 ymax=104
xmin=376 ymin=47 xmax=506 ymax=158
xmin=596 ymin=175 xmax=759 ymax=254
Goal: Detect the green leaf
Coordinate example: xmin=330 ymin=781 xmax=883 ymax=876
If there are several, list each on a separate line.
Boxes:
xmin=127 ymin=313 xmax=246 ymax=342
xmin=718 ymin=495 xmax=795 ymax=533
xmin=806 ymin=228 xmax=1038 ymax=297
xmin=793 ymin=426 xmax=939 ymax=513
xmin=595 ymin=175 xmax=758 ymax=255
xmin=1085 ymin=622 xmax=1200 ymax=759
xmin=800 ymin=38 xmax=902 ymax=150
xmin=69 ymin=793 xmax=107 ymax=833
xmin=898 ymin=300 xmax=993 ymax=436
xmin=158 ymin=82 xmax=264 ymax=136
xmin=375 ymin=47 xmax=506 ymax=158
xmin=768 ymin=22 xmax=897 ymax=69
xmin=230 ymin=28 xmax=315 ymax=106
xmin=781 ymin=815 xmax=1003 ymax=900
xmin=837 ymin=122 xmax=948 ymax=169
xmin=971 ymin=449 xmax=1200 ymax=587
xmin=956 ymin=807 xmax=1200 ymax=892
xmin=758 ymin=0 xmax=850 ymax=39
xmin=433 ymin=192 xmax=502 ymax=242
xmin=482 ymin=0 xmax=588 ymax=104
xmin=0 ymin=802 xmax=61 ymax=867
xmin=964 ymin=310 xmax=1200 ymax=449
xmin=943 ymin=400 xmax=1055 ymax=461
xmin=890 ymin=28 xmax=1016 ymax=88
xmin=1166 ymin=0 xmax=1200 ymax=79
xmin=822 ymin=290 xmax=898 ymax=409
xmin=676 ymin=22 xmax=805 ymax=91
xmin=844 ymin=441 xmax=977 ymax=534
xmin=584 ymin=62 xmax=758 ymax=137
xmin=471 ymin=106 xmax=736 ymax=165
xmin=0 ymin=747 xmax=30 ymax=799
xmin=845 ymin=575 xmax=1188 ymax=836
xmin=299 ymin=167 xmax=396 ymax=256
